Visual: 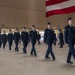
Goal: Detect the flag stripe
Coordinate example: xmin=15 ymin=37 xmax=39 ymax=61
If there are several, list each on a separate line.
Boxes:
xmin=46 ymin=0 xmax=68 ymax=6
xmin=46 ymin=6 xmax=75 ymax=17
xmin=46 ymin=0 xmax=75 ymax=12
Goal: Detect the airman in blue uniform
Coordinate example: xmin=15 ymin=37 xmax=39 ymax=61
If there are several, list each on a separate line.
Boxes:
xmin=14 ymin=28 xmax=20 ymax=52
xmin=59 ymin=29 xmax=64 ymax=48
xmin=30 ymin=25 xmax=37 ymax=57
xmin=64 ymin=17 xmax=75 ymax=64
xmin=44 ymin=22 xmax=56 ymax=61
xmin=0 ymin=31 xmax=2 ymax=48
xmin=21 ymin=27 xmax=29 ymax=54
xmin=37 ymin=32 xmax=41 ymax=44
xmin=2 ymin=31 xmax=7 ymax=49
xmin=7 ymin=30 xmax=14 ymax=50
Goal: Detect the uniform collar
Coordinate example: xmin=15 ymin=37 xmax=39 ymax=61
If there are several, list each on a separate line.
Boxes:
xmin=32 ymin=30 xmax=35 ymax=32
xmin=68 ymin=24 xmax=72 ymax=27
xmin=23 ymin=31 xmax=26 ymax=32
xmin=47 ymin=28 xmax=51 ymax=30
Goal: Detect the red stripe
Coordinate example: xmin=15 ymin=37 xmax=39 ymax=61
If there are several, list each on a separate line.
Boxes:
xmin=46 ymin=0 xmax=68 ymax=6
xmin=46 ymin=6 xmax=75 ymax=17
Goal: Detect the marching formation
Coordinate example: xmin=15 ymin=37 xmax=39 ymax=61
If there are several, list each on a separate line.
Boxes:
xmin=0 ymin=17 xmax=75 ymax=64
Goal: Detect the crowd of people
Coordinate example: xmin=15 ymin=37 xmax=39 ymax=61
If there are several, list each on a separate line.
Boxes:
xmin=0 ymin=17 xmax=75 ymax=64
xmin=0 ymin=25 xmax=42 ymax=55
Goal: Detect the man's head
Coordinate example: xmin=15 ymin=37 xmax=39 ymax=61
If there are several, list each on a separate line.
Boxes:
xmin=47 ymin=22 xmax=51 ymax=29
xmin=67 ymin=17 xmax=72 ymax=25
xmin=16 ymin=28 xmax=18 ymax=32
xmin=31 ymin=25 xmax=35 ymax=30
xmin=9 ymin=30 xmax=12 ymax=33
xmin=59 ymin=29 xmax=62 ymax=33
xmin=23 ymin=27 xmax=26 ymax=31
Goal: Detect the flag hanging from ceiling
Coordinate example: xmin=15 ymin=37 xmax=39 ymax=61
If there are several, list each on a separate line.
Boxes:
xmin=46 ymin=0 xmax=75 ymax=17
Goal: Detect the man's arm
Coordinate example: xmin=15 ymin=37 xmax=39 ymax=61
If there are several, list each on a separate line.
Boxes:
xmin=64 ymin=26 xmax=68 ymax=44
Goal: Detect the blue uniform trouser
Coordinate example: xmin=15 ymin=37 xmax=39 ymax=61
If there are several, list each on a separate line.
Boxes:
xmin=8 ymin=41 xmax=12 ymax=50
xmin=15 ymin=40 xmax=19 ymax=52
xmin=31 ymin=41 xmax=37 ymax=56
xmin=0 ymin=41 xmax=2 ymax=48
xmin=67 ymin=41 xmax=75 ymax=61
xmin=23 ymin=41 xmax=28 ymax=53
xmin=60 ymin=39 xmax=63 ymax=47
xmin=45 ymin=44 xmax=55 ymax=60
xmin=37 ymin=39 xmax=41 ymax=44
xmin=3 ymin=41 xmax=6 ymax=49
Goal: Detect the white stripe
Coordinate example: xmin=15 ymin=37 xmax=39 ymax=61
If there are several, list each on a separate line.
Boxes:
xmin=46 ymin=0 xmax=75 ymax=12
xmin=46 ymin=0 xmax=50 ymax=1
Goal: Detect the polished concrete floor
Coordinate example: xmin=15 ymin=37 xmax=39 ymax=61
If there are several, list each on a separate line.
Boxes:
xmin=0 ymin=43 xmax=75 ymax=75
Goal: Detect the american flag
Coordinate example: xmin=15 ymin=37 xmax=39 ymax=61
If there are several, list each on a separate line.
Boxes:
xmin=46 ymin=0 xmax=75 ymax=17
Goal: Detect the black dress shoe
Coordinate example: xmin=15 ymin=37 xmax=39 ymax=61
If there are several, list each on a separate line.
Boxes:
xmin=23 ymin=51 xmax=27 ymax=54
xmin=17 ymin=50 xmax=19 ymax=52
xmin=53 ymin=58 xmax=56 ymax=61
xmin=45 ymin=57 xmax=50 ymax=59
xmin=67 ymin=61 xmax=73 ymax=64
xmin=59 ymin=46 xmax=63 ymax=48
xmin=30 ymin=53 xmax=34 ymax=55
xmin=9 ymin=48 xmax=11 ymax=50
xmin=35 ymin=55 xmax=37 ymax=57
xmin=25 ymin=52 xmax=27 ymax=54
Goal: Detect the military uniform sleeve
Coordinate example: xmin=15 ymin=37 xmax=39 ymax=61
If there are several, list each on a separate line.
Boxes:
xmin=27 ymin=32 xmax=29 ymax=43
xmin=13 ymin=33 xmax=15 ymax=40
xmin=21 ymin=32 xmax=23 ymax=41
xmin=36 ymin=31 xmax=38 ymax=40
xmin=29 ymin=33 xmax=31 ymax=42
xmin=0 ymin=34 xmax=2 ymax=41
xmin=64 ymin=27 xmax=68 ymax=44
xmin=44 ymin=30 xmax=47 ymax=43
xmin=12 ymin=34 xmax=14 ymax=41
xmin=19 ymin=33 xmax=21 ymax=41
xmin=52 ymin=30 xmax=57 ymax=42
xmin=6 ymin=34 xmax=8 ymax=42
xmin=29 ymin=31 xmax=32 ymax=37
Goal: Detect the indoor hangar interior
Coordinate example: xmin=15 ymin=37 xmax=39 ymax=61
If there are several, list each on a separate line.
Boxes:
xmin=0 ymin=0 xmax=75 ymax=75
xmin=0 ymin=0 xmax=75 ymax=31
